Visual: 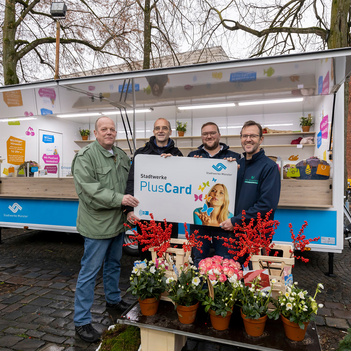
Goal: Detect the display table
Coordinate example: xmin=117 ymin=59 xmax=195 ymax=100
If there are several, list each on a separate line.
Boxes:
xmin=117 ymin=300 xmax=321 ymax=351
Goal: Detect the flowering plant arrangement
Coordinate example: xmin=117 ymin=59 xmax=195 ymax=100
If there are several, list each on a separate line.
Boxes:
xmin=270 ymin=282 xmax=324 ymax=329
xmin=166 ymin=260 xmax=207 ymax=307
xmin=199 ymin=256 xmax=243 ymax=317
xmin=127 ymin=259 xmax=168 ymax=301
xmin=300 ymin=115 xmax=313 ymax=127
xmin=237 ymin=276 xmax=275 ymax=320
xmin=79 ymin=129 xmax=90 ymax=136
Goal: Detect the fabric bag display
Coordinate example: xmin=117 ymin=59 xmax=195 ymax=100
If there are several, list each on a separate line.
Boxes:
xmin=296 ymin=157 xmax=330 ymax=180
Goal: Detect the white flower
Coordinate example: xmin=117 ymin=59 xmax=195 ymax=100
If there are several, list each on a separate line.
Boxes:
xmin=298 ymin=292 xmax=305 ymax=299
xmin=286 ymin=303 xmax=293 ymax=310
xmin=192 ymin=277 xmax=200 ymax=286
xmin=318 ymin=283 xmax=324 ymax=290
xmin=213 ymin=268 xmax=221 ymax=275
xmin=132 ymin=267 xmax=138 ymax=274
xmin=228 ymin=275 xmax=238 ymax=284
xmin=166 ymin=277 xmax=175 ymax=284
xmin=188 ymin=256 xmax=194 ymax=264
xmin=303 ymin=306 xmax=308 ymax=311
xmin=261 ymin=292 xmax=266 ymax=297
xmin=285 ymin=292 xmax=290 ymax=298
xmin=318 ymin=304 xmax=324 ymax=308
xmin=271 ymin=279 xmax=277 ymax=284
xmin=210 ymin=280 xmax=217 ymax=286
xmin=150 ymin=266 xmax=156 ymax=274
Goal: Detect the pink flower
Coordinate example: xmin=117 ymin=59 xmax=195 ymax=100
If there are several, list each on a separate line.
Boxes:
xmin=209 ymin=274 xmax=217 ymax=281
xmin=219 ymin=274 xmax=227 ymax=283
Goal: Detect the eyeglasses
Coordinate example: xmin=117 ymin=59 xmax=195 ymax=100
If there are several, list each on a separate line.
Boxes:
xmin=201 ymin=131 xmax=218 ymax=137
xmin=240 ymin=134 xmax=260 ymax=140
xmin=154 ymin=126 xmax=169 ymax=131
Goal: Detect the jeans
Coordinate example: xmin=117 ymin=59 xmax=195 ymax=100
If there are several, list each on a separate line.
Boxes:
xmin=74 ymin=232 xmax=124 ymax=326
xmin=190 ymin=224 xmax=231 ymax=267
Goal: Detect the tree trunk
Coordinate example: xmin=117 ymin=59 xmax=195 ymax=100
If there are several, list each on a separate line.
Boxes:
xmin=328 ymin=0 xmax=351 ymax=49
xmin=3 ymin=0 xmax=19 ymax=85
xmin=143 ymin=0 xmax=152 ymax=70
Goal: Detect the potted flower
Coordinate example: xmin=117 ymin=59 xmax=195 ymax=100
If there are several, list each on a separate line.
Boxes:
xmin=237 ymin=276 xmax=275 ymax=337
xmin=200 ymin=256 xmax=243 ymax=330
xmin=127 ymin=259 xmax=168 ymax=316
xmin=176 ymin=121 xmax=187 ymax=137
xmin=18 ymin=161 xmax=40 ymax=177
xmin=270 ymin=282 xmax=324 ymax=341
xmin=79 ymin=129 xmax=90 ymax=140
xmin=167 ymin=261 xmax=207 ymax=324
xmin=299 ymin=114 xmax=313 ymax=132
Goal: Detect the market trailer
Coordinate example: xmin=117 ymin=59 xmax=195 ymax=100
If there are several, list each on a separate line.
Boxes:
xmin=0 ymin=48 xmax=350 ymax=259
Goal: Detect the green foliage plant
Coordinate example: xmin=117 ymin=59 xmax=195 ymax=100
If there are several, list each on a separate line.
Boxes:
xmin=127 ymin=259 xmax=167 ymax=301
xmin=79 ymin=129 xmax=91 ymax=136
xmin=166 ymin=262 xmax=207 ymax=307
xmin=299 ymin=115 xmax=313 ymax=126
xmin=100 ymin=324 xmax=140 ymax=351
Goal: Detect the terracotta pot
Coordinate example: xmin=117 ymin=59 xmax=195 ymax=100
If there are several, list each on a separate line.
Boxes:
xmin=176 ymin=301 xmax=199 ymax=324
xmin=209 ymin=309 xmax=232 ymax=331
xmin=138 ymin=297 xmax=159 ymax=316
xmin=81 ymin=135 xmax=89 ymax=140
xmin=177 ymin=131 xmax=185 ymax=137
xmin=241 ymin=309 xmax=267 ymax=337
xmin=281 ymin=314 xmax=309 ymax=341
xmin=301 ymin=126 xmax=310 ymax=132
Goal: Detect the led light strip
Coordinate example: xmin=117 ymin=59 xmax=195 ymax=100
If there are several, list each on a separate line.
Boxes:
xmin=0 ymin=117 xmax=37 ymax=122
xmin=178 ymin=103 xmax=235 ymax=110
xmin=57 ymin=109 xmax=152 ymax=118
xmin=238 ymin=98 xmax=304 ymax=106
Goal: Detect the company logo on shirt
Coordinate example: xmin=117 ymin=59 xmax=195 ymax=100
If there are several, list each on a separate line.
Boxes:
xmin=244 ymin=176 xmax=258 ymax=185
xmin=8 ymin=202 xmax=22 ymax=214
xmin=212 ymin=163 xmax=227 ymax=172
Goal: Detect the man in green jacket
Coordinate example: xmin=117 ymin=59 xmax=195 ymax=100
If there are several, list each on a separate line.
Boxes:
xmin=72 ymin=116 xmax=139 ymax=343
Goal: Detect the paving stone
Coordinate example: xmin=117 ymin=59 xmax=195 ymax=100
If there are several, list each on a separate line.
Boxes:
xmin=13 ymin=286 xmax=31 ymax=294
xmin=324 ymin=301 xmax=346 ymax=310
xmin=33 ymin=315 xmax=55 ymax=325
xmin=45 ymin=294 xmax=72 ymax=302
xmin=49 ymin=288 xmax=69 ymax=296
xmin=48 ymin=301 xmax=71 ymax=309
xmin=49 ymin=318 xmax=69 ymax=328
xmin=23 ymin=272 xmax=41 ymax=279
xmin=37 ymin=274 xmax=55 ymax=280
xmin=42 ymin=334 xmax=68 ymax=343
xmin=30 ymin=297 xmax=53 ymax=307
xmin=23 ymin=287 xmax=42 ymax=296
xmin=0 ymin=303 xmax=7 ymax=311
xmin=317 ymin=307 xmax=332 ymax=317
xmin=49 ymin=271 xmax=62 ymax=275
xmin=314 ymin=315 xmax=326 ymax=326
xmin=34 ymin=281 xmax=54 ymax=287
xmin=26 ymin=329 xmax=46 ymax=338
xmin=1 ymin=295 xmax=24 ymax=304
xmin=22 ymin=279 xmax=39 ymax=285
xmin=90 ymin=304 xmax=106 ymax=314
xmin=0 ymin=335 xmax=24 ymax=347
xmin=333 ymin=309 xmax=351 ymax=319
xmin=4 ymin=276 xmax=27 ymax=284
xmin=20 ymin=304 xmax=41 ymax=313
xmin=12 ymin=338 xmax=45 ymax=350
xmin=64 ymin=330 xmax=76 ymax=337
xmin=16 ymin=313 xmax=39 ymax=323
xmin=39 ymin=325 xmax=67 ymax=336
xmin=1 ymin=302 xmax=22 ymax=314
xmin=50 ymin=309 xmax=72 ymax=318
xmin=49 ymin=283 xmax=69 ymax=289
xmin=3 ymin=310 xmax=24 ymax=320
xmin=37 ymin=306 xmax=56 ymax=315
xmin=35 ymin=288 xmax=53 ymax=296
xmin=325 ymin=317 xmax=350 ymax=329
xmin=3 ymin=326 xmax=28 ymax=335
xmin=20 ymin=294 xmax=39 ymax=304
xmin=15 ymin=322 xmax=40 ymax=330
xmin=0 ymin=264 xmax=16 ymax=269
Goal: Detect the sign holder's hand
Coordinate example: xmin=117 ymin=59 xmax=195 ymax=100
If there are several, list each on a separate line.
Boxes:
xmin=127 ymin=211 xmax=140 ymax=225
xmin=219 ymin=218 xmax=234 ymax=231
xmin=122 ymin=195 xmax=139 ymax=207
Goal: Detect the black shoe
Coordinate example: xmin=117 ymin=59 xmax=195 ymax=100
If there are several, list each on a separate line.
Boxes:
xmin=106 ymin=299 xmax=131 ymax=311
xmin=75 ymin=323 xmax=101 ymax=343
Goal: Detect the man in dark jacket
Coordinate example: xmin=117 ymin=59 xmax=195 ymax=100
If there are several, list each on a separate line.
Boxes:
xmin=219 ymin=120 xmax=281 ymax=264
xmin=188 ymin=122 xmax=241 ymax=266
xmin=125 ymin=118 xmax=183 ymax=259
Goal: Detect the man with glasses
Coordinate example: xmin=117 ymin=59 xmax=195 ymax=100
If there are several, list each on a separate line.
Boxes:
xmin=219 ymin=120 xmax=281 ymax=264
xmin=125 ymin=118 xmax=182 ymax=259
xmin=188 ymin=122 xmax=241 ymax=266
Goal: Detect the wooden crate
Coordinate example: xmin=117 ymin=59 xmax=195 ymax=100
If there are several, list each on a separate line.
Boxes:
xmin=150 ymin=238 xmax=191 ymax=303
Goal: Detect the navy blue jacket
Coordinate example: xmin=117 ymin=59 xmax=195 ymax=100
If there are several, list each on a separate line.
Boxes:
xmin=231 ymin=149 xmax=281 ymax=226
xmin=187 ymin=143 xmax=241 ymax=160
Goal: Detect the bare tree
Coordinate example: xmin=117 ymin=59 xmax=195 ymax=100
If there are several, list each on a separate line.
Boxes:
xmin=1 ymin=0 xmax=145 ymax=85
xmin=197 ymin=0 xmax=350 ymax=58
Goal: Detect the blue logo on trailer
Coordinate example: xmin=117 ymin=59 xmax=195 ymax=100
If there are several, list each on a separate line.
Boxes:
xmin=318 ymin=76 xmax=323 ymax=94
xmin=43 ymin=135 xmax=54 ymax=143
xmin=317 ymin=131 xmax=322 ymax=148
xmin=118 ymin=84 xmax=140 ymax=93
xmin=41 ymin=108 xmax=53 ymax=115
xmin=230 ymin=71 xmax=256 ymax=83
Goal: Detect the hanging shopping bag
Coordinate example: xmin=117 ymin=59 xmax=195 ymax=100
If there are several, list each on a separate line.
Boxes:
xmin=316 ymin=163 xmax=330 ymax=177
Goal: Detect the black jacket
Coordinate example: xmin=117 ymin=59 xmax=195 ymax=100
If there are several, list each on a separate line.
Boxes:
xmin=187 ymin=143 xmax=241 ymax=160
xmin=231 ymin=149 xmax=281 ymax=226
xmin=125 ymin=136 xmax=183 ymax=214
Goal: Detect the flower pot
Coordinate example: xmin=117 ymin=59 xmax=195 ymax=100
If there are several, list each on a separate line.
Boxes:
xmin=241 ymin=309 xmax=267 ymax=337
xmin=176 ymin=301 xmax=199 ymax=324
xmin=209 ymin=309 xmax=232 ymax=331
xmin=301 ymin=126 xmax=310 ymax=132
xmin=138 ymin=297 xmax=159 ymax=316
xmin=177 ymin=131 xmax=185 ymax=137
xmin=281 ymin=314 xmax=309 ymax=341
xmin=81 ymin=135 xmax=89 ymax=140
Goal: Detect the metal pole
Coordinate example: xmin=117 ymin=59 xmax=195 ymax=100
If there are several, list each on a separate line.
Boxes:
xmin=325 ymin=252 xmax=337 ymax=277
xmin=132 ymin=78 xmax=136 ymax=155
xmin=54 ymin=20 xmax=60 ymax=80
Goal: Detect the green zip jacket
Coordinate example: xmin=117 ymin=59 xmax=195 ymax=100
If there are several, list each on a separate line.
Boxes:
xmin=71 ymin=140 xmax=130 ymax=239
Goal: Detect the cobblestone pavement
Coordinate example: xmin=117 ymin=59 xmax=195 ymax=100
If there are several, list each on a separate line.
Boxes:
xmin=0 ymin=228 xmax=350 ymax=351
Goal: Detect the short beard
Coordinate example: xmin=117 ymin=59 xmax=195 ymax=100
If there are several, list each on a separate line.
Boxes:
xmin=204 ymin=140 xmax=219 ymax=151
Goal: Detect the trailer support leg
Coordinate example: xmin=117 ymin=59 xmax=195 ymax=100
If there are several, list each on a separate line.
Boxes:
xmin=325 ymin=252 xmax=337 ymax=277
xmin=0 ymin=227 xmax=2 ymax=244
